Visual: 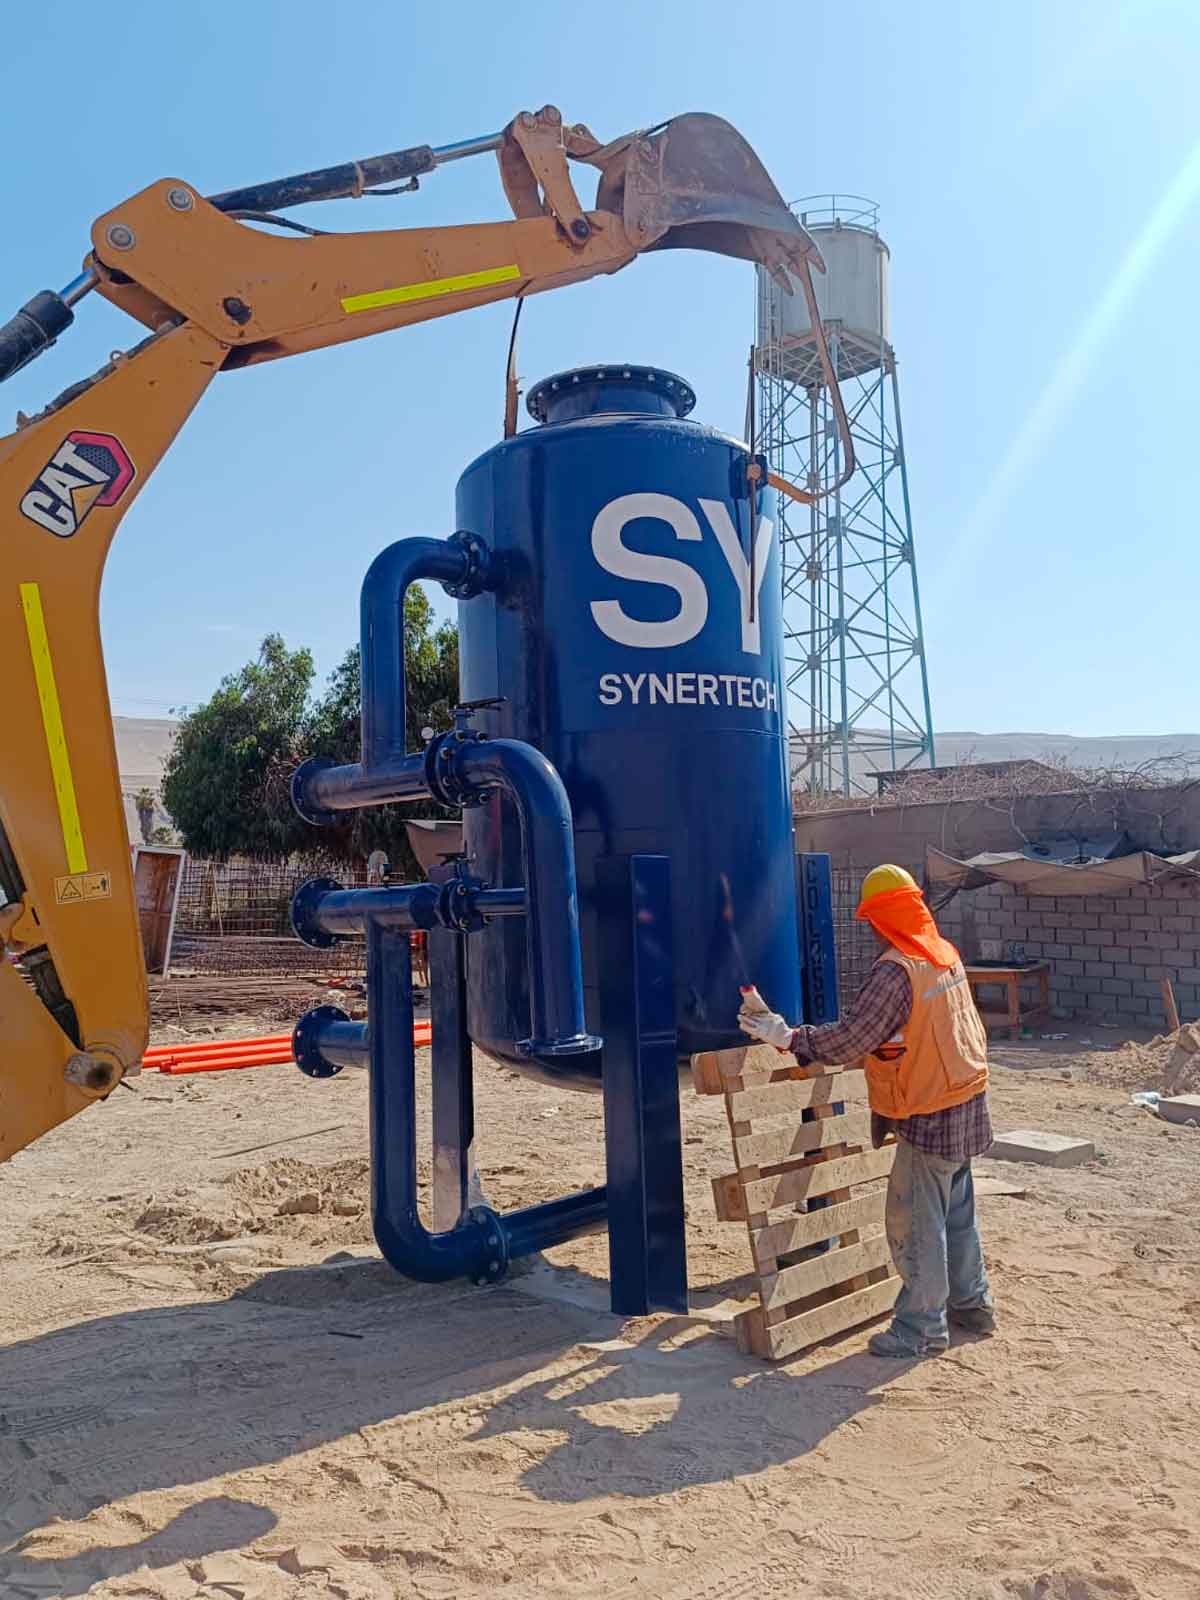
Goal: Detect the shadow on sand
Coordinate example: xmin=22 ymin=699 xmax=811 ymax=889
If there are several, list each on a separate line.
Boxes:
xmin=1 ymin=1254 xmax=914 ymax=1594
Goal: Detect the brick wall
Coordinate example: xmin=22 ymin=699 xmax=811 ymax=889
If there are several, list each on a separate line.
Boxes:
xmin=969 ymin=879 xmax=1200 ymax=1025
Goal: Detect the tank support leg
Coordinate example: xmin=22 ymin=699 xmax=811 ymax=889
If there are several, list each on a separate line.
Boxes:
xmin=597 ymin=853 xmax=687 ymax=1316
xmin=428 ymin=926 xmax=482 ymax=1231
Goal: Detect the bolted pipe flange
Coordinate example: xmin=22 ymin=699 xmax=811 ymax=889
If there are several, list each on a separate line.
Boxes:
xmin=291 ymin=876 xmax=344 ymax=948
xmin=291 ymin=756 xmax=340 ymax=826
xmin=467 ymin=1205 xmax=510 ymax=1285
xmin=441 ymin=530 xmax=493 ymax=599
xmin=293 ymin=1004 xmax=350 ymax=1079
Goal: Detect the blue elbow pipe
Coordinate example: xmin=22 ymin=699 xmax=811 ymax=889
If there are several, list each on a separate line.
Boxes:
xmin=436 ymin=737 xmax=597 ymax=1058
xmin=361 ymin=531 xmax=490 ymax=769
xmin=367 ymin=922 xmax=505 ymax=1283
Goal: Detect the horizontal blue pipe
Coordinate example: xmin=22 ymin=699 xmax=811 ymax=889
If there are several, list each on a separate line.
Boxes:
xmin=308 ymin=882 xmax=527 ymax=939
xmin=502 ymin=1187 xmax=609 ymax=1257
xmin=314 ymin=1019 xmax=368 ymax=1069
xmin=300 ymin=752 xmax=430 ymax=816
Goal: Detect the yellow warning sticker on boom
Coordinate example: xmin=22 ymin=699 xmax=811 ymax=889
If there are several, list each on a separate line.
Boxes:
xmin=55 ymin=871 xmax=112 ymax=906
xmin=341 ymin=263 xmax=521 ymax=314
xmin=20 ymin=582 xmax=87 ymax=875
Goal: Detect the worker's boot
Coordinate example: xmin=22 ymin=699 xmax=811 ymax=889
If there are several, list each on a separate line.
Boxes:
xmin=867 ymin=1328 xmax=947 ymax=1359
xmin=949 ymin=1305 xmax=996 ymax=1336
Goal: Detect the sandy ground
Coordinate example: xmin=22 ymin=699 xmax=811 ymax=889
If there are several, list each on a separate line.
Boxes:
xmin=2 ymin=1019 xmax=1199 ymax=1600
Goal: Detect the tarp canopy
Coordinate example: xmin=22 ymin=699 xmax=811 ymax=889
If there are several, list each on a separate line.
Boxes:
xmin=927 ymin=840 xmax=1200 ymax=899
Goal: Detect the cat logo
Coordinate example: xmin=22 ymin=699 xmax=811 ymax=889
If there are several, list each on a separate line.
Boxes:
xmin=19 ymin=431 xmax=135 ymax=538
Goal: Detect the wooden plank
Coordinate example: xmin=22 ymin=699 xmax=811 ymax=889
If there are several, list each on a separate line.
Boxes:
xmin=690 ymin=1051 xmax=725 ymax=1095
xmin=763 ymin=1276 xmax=900 ymax=1361
xmin=760 ymin=1234 xmax=892 ymax=1311
xmin=712 ymin=1172 xmax=746 ymax=1220
xmin=1161 ymin=976 xmax=1181 ymax=1034
xmin=734 ymin=1303 xmax=766 ymax=1356
xmin=727 ymin=1073 xmax=848 ymax=1124
xmin=751 ymin=1192 xmax=886 ymax=1260
xmin=733 ymin=1110 xmax=870 ymax=1171
xmin=738 ymin=1144 xmax=894 ymax=1217
xmin=690 ymin=1043 xmax=782 ymax=1092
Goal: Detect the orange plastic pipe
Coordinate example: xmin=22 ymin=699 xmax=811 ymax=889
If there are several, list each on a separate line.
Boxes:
xmin=150 ymin=1022 xmax=432 ymax=1074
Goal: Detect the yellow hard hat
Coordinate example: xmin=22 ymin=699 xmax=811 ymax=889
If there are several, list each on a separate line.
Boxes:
xmin=859 ymin=863 xmax=918 ymax=907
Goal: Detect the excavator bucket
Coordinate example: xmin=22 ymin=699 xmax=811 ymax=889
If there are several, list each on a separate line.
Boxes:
xmin=595 ymin=113 xmax=825 ymax=288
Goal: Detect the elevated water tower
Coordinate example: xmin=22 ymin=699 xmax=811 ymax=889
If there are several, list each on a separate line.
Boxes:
xmin=755 ymin=195 xmax=935 ymax=797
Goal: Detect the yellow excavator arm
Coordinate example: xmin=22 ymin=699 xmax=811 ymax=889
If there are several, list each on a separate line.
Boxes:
xmin=0 ymin=106 xmax=845 ymax=1162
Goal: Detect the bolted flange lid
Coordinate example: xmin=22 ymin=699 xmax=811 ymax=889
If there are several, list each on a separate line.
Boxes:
xmin=526 ymin=365 xmax=696 ymax=425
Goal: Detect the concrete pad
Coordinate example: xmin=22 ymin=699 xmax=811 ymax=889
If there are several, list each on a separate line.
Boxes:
xmin=987 ymin=1130 xmax=1096 ymax=1168
xmin=1158 ymin=1094 xmax=1200 ymax=1127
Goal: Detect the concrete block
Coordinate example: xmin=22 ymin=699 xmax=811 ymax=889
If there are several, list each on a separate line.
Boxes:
xmin=1116 ymin=994 xmax=1150 ymax=1015
xmin=1056 ymin=960 xmax=1084 ymax=976
xmin=1102 ymin=978 xmax=1133 ymax=996
xmin=1043 ymin=943 xmax=1071 ymax=958
xmin=1158 ymin=1094 xmax=1200 ymax=1126
xmin=1113 ymin=962 xmax=1146 ymax=981
xmin=987 ymin=1130 xmax=1096 ymax=1167
xmin=1087 ymin=928 xmax=1116 ymax=947
xmin=1101 ymin=914 xmax=1131 ymax=930
xmin=1071 ymin=914 xmax=1100 ymax=930
xmin=1163 ymin=915 xmax=1194 ymax=931
xmin=1131 ymin=916 xmax=1158 ymax=931
xmin=1085 ymin=961 xmax=1115 ymax=978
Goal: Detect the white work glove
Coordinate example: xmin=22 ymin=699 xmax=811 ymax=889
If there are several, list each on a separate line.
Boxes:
xmin=737 ymin=986 xmax=794 ymax=1051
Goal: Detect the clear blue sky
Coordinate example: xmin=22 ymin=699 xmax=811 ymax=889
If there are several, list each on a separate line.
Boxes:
xmin=6 ymin=0 xmax=1198 ymax=735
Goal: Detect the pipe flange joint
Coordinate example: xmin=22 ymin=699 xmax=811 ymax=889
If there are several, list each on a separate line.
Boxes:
xmin=442 ymin=530 xmax=493 ymax=599
xmin=291 ymin=876 xmax=344 ymax=948
xmin=442 ymin=873 xmax=488 ymax=934
xmin=291 ymin=755 xmax=340 ymax=826
xmin=427 ymin=729 xmax=491 ymax=810
xmin=293 ymin=1004 xmax=349 ymax=1079
xmin=291 ymin=755 xmax=341 ymax=826
xmin=467 ymin=1205 xmax=510 ymax=1285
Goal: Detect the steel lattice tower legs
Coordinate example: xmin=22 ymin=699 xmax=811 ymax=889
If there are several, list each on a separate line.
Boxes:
xmin=756 ymin=200 xmax=936 ymax=799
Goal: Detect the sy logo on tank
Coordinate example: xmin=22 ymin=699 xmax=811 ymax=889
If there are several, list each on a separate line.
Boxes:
xmin=590 ymin=492 xmax=778 ymax=712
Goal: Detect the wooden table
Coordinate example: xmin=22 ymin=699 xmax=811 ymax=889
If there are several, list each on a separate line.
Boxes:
xmin=964 ymin=962 xmax=1050 ymax=1039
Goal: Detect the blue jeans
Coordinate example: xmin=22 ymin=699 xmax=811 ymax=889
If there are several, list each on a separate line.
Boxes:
xmin=885 ymin=1137 xmax=992 ymax=1351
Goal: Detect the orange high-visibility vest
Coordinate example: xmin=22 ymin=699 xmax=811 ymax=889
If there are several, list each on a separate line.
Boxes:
xmin=863 ymin=950 xmax=989 ymax=1119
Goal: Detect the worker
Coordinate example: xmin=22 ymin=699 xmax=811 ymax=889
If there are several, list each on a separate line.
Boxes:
xmin=738 ymin=863 xmax=995 ymax=1358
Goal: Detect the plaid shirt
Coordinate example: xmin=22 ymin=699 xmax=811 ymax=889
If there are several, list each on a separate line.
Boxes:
xmin=791 ymin=959 xmax=993 ymax=1164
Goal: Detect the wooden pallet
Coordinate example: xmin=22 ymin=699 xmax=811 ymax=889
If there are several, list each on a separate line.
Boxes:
xmin=693 ymin=1042 xmax=899 ymax=1360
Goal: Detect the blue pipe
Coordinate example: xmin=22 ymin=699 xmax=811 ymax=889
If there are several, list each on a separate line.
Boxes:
xmin=295 ymin=752 xmax=429 ymax=821
xmin=502 ymin=1187 xmax=609 ymax=1254
xmin=437 ymin=738 xmax=596 ymax=1058
xmin=293 ymin=880 xmax=529 ymax=945
xmin=361 ymin=531 xmax=490 ymax=769
xmin=292 ymin=1005 xmax=368 ymax=1077
xmin=368 ymin=921 xmax=505 ymax=1283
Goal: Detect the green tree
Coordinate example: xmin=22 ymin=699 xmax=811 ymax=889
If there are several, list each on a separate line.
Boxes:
xmin=161 ymin=634 xmax=315 ymax=860
xmin=299 ymin=588 xmax=460 ymax=878
xmin=160 ymin=589 xmax=459 ymax=877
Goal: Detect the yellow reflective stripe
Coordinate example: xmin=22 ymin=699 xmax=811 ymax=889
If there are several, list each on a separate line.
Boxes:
xmin=19 ymin=582 xmax=87 ymax=874
xmin=341 ymin=262 xmax=521 ymax=314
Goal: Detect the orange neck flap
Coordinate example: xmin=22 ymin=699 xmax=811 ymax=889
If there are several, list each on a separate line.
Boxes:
xmin=856 ymin=885 xmax=960 ymax=969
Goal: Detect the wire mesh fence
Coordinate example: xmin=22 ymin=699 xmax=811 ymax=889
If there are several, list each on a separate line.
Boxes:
xmin=172 ymin=857 xmax=368 ymax=979
xmin=830 ymin=866 xmax=877 ymax=1014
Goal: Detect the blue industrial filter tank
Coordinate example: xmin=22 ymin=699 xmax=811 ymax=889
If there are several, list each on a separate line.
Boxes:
xmin=455 ymin=366 xmax=802 ymax=1085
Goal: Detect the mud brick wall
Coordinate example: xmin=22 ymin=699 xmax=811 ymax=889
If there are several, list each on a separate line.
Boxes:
xmin=969 ymin=880 xmax=1200 ymax=1025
